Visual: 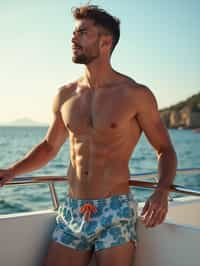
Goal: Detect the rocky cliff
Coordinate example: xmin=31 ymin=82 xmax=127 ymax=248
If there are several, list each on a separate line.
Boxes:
xmin=159 ymin=91 xmax=200 ymax=129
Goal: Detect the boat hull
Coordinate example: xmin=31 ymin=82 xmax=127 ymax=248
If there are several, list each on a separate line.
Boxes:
xmin=0 ymin=196 xmax=200 ymax=266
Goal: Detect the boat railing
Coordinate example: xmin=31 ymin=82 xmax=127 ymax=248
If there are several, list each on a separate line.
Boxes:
xmin=3 ymin=168 xmax=200 ymax=211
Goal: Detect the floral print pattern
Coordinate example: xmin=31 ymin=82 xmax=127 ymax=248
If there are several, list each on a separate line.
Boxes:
xmin=52 ymin=192 xmax=138 ymax=251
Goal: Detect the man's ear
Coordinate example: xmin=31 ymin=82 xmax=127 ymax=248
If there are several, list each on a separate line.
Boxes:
xmin=100 ymin=35 xmax=112 ymax=50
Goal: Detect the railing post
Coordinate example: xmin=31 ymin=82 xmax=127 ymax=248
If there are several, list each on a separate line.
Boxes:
xmin=48 ymin=182 xmax=60 ymax=211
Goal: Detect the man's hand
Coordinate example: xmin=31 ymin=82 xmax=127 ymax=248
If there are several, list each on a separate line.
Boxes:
xmin=0 ymin=169 xmax=15 ymax=188
xmin=140 ymin=188 xmax=169 ymax=228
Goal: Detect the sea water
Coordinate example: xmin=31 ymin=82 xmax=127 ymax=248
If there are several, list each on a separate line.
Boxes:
xmin=0 ymin=126 xmax=199 ymax=214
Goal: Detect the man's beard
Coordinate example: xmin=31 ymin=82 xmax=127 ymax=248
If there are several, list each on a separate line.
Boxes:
xmin=72 ymin=42 xmax=100 ymax=65
xmin=72 ymin=52 xmax=99 ymax=65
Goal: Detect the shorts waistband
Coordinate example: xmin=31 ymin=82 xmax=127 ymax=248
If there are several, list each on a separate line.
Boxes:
xmin=65 ymin=191 xmax=134 ymax=208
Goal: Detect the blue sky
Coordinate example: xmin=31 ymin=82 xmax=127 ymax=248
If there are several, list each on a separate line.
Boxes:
xmin=0 ymin=0 xmax=199 ymax=124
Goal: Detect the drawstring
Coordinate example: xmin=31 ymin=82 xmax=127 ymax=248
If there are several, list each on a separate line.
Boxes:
xmin=79 ymin=203 xmax=97 ymax=221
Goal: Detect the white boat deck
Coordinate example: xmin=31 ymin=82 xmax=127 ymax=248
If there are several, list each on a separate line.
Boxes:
xmin=0 ymin=195 xmax=200 ymax=266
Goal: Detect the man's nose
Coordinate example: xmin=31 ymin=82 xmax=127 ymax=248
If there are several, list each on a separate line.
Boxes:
xmin=71 ymin=32 xmax=78 ymax=43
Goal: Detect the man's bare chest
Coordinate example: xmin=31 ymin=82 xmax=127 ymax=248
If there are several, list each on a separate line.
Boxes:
xmin=60 ymin=87 xmax=136 ymax=136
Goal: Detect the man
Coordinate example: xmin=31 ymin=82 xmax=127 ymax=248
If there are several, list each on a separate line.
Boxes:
xmin=0 ymin=5 xmax=177 ymax=266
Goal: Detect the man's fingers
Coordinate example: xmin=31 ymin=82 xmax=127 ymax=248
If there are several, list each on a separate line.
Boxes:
xmin=0 ymin=177 xmax=9 ymax=188
xmin=141 ymin=204 xmax=155 ymax=227
xmin=143 ymin=208 xmax=155 ymax=225
xmin=0 ymin=180 xmax=4 ymax=187
xmin=147 ymin=210 xmax=162 ymax=227
xmin=142 ymin=204 xmax=160 ymax=226
xmin=0 ymin=170 xmax=13 ymax=188
xmin=147 ymin=209 xmax=167 ymax=227
xmin=141 ymin=201 xmax=150 ymax=216
xmin=0 ymin=179 xmax=6 ymax=187
xmin=156 ymin=210 xmax=167 ymax=225
xmin=142 ymin=204 xmax=155 ymax=225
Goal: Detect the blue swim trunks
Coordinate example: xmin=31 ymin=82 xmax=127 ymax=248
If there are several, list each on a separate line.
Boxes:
xmin=52 ymin=191 xmax=138 ymax=252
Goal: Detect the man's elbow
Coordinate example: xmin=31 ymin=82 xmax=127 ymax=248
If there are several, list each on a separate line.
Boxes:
xmin=42 ymin=140 xmax=59 ymax=158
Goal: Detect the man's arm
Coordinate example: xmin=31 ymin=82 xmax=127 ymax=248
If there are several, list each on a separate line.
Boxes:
xmin=0 ymin=87 xmax=69 ymax=187
xmin=135 ymin=85 xmax=177 ymax=227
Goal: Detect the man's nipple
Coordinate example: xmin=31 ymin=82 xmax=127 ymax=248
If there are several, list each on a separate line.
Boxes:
xmin=110 ymin=122 xmax=117 ymax=128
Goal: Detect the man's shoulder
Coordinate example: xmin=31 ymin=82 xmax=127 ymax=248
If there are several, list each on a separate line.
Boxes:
xmin=57 ymin=80 xmax=78 ymax=96
xmin=120 ymin=76 xmax=158 ymax=112
xmin=124 ymin=77 xmax=152 ymax=95
xmin=57 ymin=78 xmax=82 ymax=100
xmin=135 ymin=83 xmax=158 ymax=109
xmin=125 ymin=78 xmax=157 ymax=104
xmin=52 ymin=80 xmax=79 ymax=113
xmin=118 ymin=74 xmax=149 ymax=92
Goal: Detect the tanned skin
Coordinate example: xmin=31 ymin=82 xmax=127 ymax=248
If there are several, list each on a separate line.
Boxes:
xmin=0 ymin=18 xmax=177 ymax=266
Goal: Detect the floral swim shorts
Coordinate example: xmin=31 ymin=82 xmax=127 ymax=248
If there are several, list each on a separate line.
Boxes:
xmin=52 ymin=191 xmax=138 ymax=252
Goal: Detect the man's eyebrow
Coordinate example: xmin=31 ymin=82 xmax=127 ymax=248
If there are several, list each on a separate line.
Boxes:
xmin=74 ymin=27 xmax=88 ymax=31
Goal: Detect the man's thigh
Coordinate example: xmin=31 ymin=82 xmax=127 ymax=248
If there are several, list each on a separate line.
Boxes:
xmin=43 ymin=241 xmax=93 ymax=266
xmin=95 ymin=241 xmax=136 ymax=266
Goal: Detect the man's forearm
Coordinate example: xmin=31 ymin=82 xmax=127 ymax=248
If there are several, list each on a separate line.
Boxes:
xmin=156 ymin=148 xmax=177 ymax=193
xmin=8 ymin=140 xmax=57 ymax=177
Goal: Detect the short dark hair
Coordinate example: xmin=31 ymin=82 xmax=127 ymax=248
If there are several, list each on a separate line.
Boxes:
xmin=71 ymin=5 xmax=120 ymax=54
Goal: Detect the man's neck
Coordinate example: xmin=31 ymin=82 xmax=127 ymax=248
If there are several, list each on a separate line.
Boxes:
xmin=83 ymin=59 xmax=117 ymax=89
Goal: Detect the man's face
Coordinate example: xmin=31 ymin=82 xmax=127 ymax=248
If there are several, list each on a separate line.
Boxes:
xmin=71 ymin=19 xmax=103 ymax=64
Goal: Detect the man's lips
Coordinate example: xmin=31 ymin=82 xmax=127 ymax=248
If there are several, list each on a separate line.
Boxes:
xmin=72 ymin=45 xmax=82 ymax=50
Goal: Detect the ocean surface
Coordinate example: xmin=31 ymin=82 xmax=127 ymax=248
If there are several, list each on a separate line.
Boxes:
xmin=0 ymin=126 xmax=200 ymax=215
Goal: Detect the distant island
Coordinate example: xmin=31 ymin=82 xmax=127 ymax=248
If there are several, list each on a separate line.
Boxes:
xmin=0 ymin=117 xmax=48 ymax=127
xmin=160 ymin=91 xmax=200 ymax=129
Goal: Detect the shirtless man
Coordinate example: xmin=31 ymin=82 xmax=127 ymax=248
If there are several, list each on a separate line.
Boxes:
xmin=0 ymin=5 xmax=177 ymax=266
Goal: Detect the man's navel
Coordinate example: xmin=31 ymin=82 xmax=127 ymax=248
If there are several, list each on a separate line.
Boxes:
xmin=110 ymin=122 xmax=117 ymax=128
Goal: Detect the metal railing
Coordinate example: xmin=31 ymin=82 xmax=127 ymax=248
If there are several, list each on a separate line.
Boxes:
xmin=3 ymin=168 xmax=200 ymax=210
